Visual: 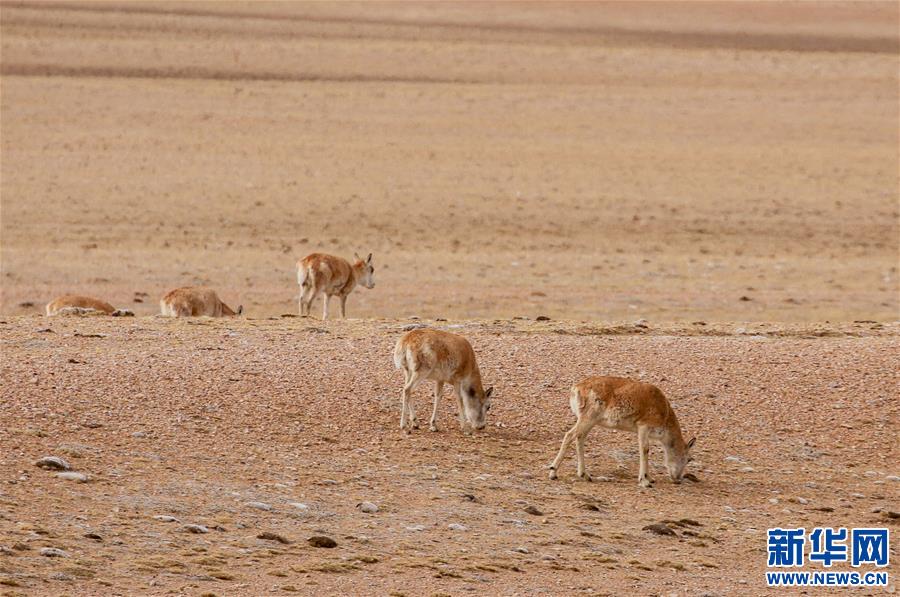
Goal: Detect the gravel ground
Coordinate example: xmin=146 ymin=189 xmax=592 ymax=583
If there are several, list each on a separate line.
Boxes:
xmin=1 ymin=316 xmax=897 ymax=595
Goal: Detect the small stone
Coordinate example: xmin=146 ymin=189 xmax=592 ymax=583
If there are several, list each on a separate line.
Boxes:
xmin=245 ymin=501 xmax=272 ymax=511
xmin=257 ymin=532 xmax=291 ymax=544
xmin=405 ymin=525 xmax=425 ymax=532
xmin=724 ymin=456 xmax=742 ymax=463
xmin=132 ymin=432 xmax=146 ymax=438
xmin=513 ymin=546 xmax=530 ymax=554
xmin=83 ymin=532 xmax=103 ymax=541
xmin=56 ymin=472 xmax=89 ymax=482
xmin=739 ymin=466 xmax=755 ymax=473
xmin=35 ymin=456 xmax=71 ymax=471
xmin=40 ymin=547 xmax=68 ymax=557
xmin=183 ymin=524 xmax=209 ymax=534
xmin=523 ymin=505 xmax=543 ymax=516
xmin=535 ymin=315 xmax=551 ymax=321
xmin=308 ymin=536 xmax=337 ymax=548
xmin=643 ymin=523 xmax=676 ymax=537
xmin=885 ymin=475 xmax=900 ymax=482
xmin=448 ymin=523 xmax=468 ymax=531
xmin=153 ymin=515 xmax=180 ymax=523
xmin=797 ymin=497 xmax=809 ymax=505
xmin=288 ymin=502 xmax=309 ymax=511
xmin=357 ymin=501 xmax=378 ymax=514
xmin=633 ymin=319 xmax=648 ymax=328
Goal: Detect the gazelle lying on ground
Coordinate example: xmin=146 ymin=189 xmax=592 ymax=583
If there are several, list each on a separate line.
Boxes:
xmin=393 ymin=328 xmax=493 ymax=433
xmin=549 ymin=376 xmax=695 ymax=487
xmin=159 ymin=287 xmax=242 ymax=317
xmin=46 ymin=295 xmax=133 ymax=316
xmin=297 ymin=252 xmax=374 ymax=319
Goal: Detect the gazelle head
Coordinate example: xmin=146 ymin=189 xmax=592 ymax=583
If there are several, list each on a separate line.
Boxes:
xmin=354 ymin=252 xmax=375 ymax=289
xmin=463 ymin=385 xmax=493 ymax=430
xmin=666 ymin=436 xmax=696 ymax=482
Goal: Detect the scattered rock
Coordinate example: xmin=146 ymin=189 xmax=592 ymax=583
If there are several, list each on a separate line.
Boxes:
xmin=289 ymin=502 xmax=309 ymax=511
xmin=183 ymin=524 xmax=209 ymax=534
xmin=461 ymin=493 xmax=479 ymax=502
xmin=643 ymin=523 xmax=676 ymax=537
xmin=884 ymin=511 xmax=900 ymax=519
xmin=308 ymin=536 xmax=337 ymax=548
xmin=81 ymin=422 xmax=103 ymax=429
xmin=153 ymin=515 xmax=180 ymax=523
xmin=18 ymin=301 xmax=35 ymax=308
xmin=56 ymin=472 xmax=88 ymax=482
xmin=513 ymin=546 xmax=530 ymax=554
xmin=357 ymin=501 xmax=379 ymax=514
xmin=739 ymin=296 xmax=752 ymax=301
xmin=405 ymin=525 xmax=426 ymax=532
xmin=633 ymin=319 xmax=648 ymax=328
xmin=448 ymin=523 xmax=468 ymax=531
xmin=739 ymin=466 xmax=755 ymax=473
xmin=245 ymin=501 xmax=272 ymax=511
xmin=885 ymin=475 xmax=900 ymax=482
xmin=813 ymin=507 xmax=834 ymax=513
xmin=535 ymin=315 xmax=551 ymax=321
xmin=402 ymin=323 xmax=427 ymax=331
xmin=83 ymin=532 xmax=103 ymax=541
xmin=132 ymin=431 xmax=146 ymax=438
xmin=35 ymin=456 xmax=71 ymax=471
xmin=724 ymin=456 xmax=742 ymax=463
xmin=257 ymin=532 xmax=291 ymax=544
xmin=40 ymin=547 xmax=68 ymax=557
xmin=523 ymin=505 xmax=543 ymax=516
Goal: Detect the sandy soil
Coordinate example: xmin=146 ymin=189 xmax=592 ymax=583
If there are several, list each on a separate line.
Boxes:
xmin=1 ymin=316 xmax=898 ymax=596
xmin=1 ymin=2 xmax=899 ymax=596
xmin=1 ymin=1 xmax=897 ymax=322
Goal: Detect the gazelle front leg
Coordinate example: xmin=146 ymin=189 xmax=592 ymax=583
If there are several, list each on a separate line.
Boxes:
xmin=454 ymin=384 xmax=468 ymax=431
xmin=637 ymin=425 xmax=653 ymax=487
xmin=429 ymin=381 xmax=443 ymax=432
xmin=339 ymin=295 xmax=348 ymax=318
xmin=400 ymin=370 xmax=421 ymax=432
xmin=575 ymin=428 xmax=592 ymax=482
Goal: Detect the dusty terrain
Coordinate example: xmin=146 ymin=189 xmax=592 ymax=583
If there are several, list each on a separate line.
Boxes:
xmin=1 ymin=317 xmax=898 ymax=596
xmin=1 ymin=1 xmax=899 ymax=596
xmin=0 ymin=1 xmax=897 ymax=321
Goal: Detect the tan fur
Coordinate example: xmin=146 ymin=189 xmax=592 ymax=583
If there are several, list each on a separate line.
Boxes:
xmin=159 ymin=287 xmax=241 ymax=318
xmin=393 ymin=328 xmax=493 ymax=433
xmin=297 ymin=252 xmax=374 ymax=319
xmin=549 ymin=376 xmax=695 ymax=487
xmin=46 ymin=295 xmax=115 ymax=316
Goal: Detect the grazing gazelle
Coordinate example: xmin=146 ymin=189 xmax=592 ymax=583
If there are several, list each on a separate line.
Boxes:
xmin=159 ymin=287 xmax=242 ymax=317
xmin=297 ymin=252 xmax=374 ymax=319
xmin=46 ymin=295 xmax=133 ymax=316
xmin=393 ymin=328 xmax=493 ymax=433
xmin=549 ymin=376 xmax=695 ymax=487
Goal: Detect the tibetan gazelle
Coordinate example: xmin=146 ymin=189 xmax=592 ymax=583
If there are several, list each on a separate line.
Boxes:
xmin=549 ymin=377 xmax=695 ymax=487
xmin=159 ymin=287 xmax=242 ymax=317
xmin=46 ymin=295 xmax=132 ymax=316
xmin=393 ymin=328 xmax=493 ymax=433
xmin=297 ymin=252 xmax=374 ymax=319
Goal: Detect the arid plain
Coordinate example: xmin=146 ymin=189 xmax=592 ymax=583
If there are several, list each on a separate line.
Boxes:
xmin=1 ymin=1 xmax=898 ymax=595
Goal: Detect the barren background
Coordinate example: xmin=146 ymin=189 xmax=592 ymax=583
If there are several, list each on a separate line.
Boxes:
xmin=1 ymin=1 xmax=899 ymax=596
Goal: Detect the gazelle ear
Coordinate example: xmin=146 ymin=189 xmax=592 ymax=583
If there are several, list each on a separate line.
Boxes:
xmin=366 ymin=253 xmax=373 ymax=263
xmin=237 ymin=305 xmax=244 ymax=315
xmin=354 ymin=252 xmax=362 ymax=262
xmin=687 ymin=437 xmax=696 ymax=449
xmin=484 ymin=386 xmax=493 ymax=398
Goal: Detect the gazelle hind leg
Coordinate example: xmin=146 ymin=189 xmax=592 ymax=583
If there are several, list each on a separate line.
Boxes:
xmin=637 ymin=425 xmax=653 ymax=487
xmin=400 ymin=369 xmax=422 ymax=433
xmin=549 ymin=416 xmax=595 ymax=481
xmin=429 ymin=381 xmax=444 ymax=432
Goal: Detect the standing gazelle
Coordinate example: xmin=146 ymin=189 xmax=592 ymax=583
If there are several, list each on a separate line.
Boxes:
xmin=549 ymin=377 xmax=695 ymax=487
xmin=297 ymin=252 xmax=374 ymax=319
xmin=393 ymin=329 xmax=493 ymax=433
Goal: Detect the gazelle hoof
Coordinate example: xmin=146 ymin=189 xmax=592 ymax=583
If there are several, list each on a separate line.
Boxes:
xmin=578 ymin=473 xmax=593 ymax=483
xmin=639 ymin=477 xmax=653 ymax=488
xmin=429 ymin=424 xmax=438 ymax=432
xmin=548 ymin=469 xmax=558 ymax=481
